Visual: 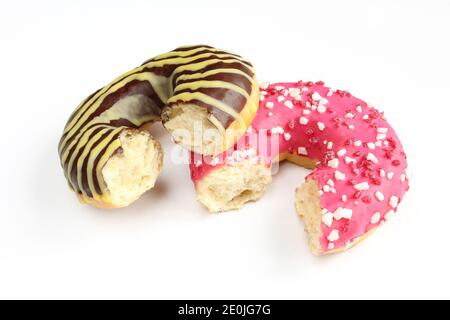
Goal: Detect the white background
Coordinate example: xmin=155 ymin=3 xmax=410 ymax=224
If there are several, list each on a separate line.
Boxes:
xmin=0 ymin=0 xmax=449 ymax=299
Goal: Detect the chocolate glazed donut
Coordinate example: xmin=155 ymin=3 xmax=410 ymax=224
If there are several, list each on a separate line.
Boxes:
xmin=58 ymin=45 xmax=259 ymax=208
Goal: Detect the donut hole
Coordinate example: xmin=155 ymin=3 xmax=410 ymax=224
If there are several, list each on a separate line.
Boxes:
xmin=162 ymin=104 xmax=224 ymax=156
xmin=195 ymin=161 xmax=272 ymax=212
xmin=102 ymin=130 xmax=163 ymax=207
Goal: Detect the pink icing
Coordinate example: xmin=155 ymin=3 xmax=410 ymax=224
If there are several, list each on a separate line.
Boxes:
xmin=189 ymin=81 xmax=410 ymax=253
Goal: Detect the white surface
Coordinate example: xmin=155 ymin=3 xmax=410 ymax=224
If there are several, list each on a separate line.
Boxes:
xmin=0 ymin=0 xmax=449 ymax=299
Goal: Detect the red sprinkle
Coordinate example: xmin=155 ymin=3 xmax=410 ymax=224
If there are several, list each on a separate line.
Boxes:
xmin=305 ymin=128 xmax=314 ymax=136
xmin=372 ymin=177 xmax=382 ymax=185
xmin=353 ymin=191 xmax=362 ymax=199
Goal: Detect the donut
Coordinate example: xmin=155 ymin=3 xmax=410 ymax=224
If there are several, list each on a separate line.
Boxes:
xmin=189 ymin=81 xmax=410 ymax=254
xmin=58 ymin=45 xmax=259 ymax=208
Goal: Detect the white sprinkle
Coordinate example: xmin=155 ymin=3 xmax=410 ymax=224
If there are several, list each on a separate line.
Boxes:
xmin=327 ymin=230 xmax=340 ymax=242
xmin=298 ymin=147 xmax=308 ymax=156
xmin=387 ymin=172 xmax=394 ymax=180
xmin=265 ymin=101 xmax=274 ymax=109
xmin=275 ymin=85 xmax=285 ymax=91
xmin=270 ymin=126 xmax=284 ymax=135
xmin=283 ymin=133 xmax=291 ymax=141
xmin=371 ymin=212 xmax=381 ymax=224
xmin=327 ymin=90 xmax=333 ymax=97
xmin=356 ymin=105 xmax=363 ymax=113
xmin=328 ymin=158 xmax=339 ymax=168
xmin=259 ymin=95 xmax=265 ymax=101
xmin=317 ymin=105 xmax=327 ymax=113
xmin=319 ymin=191 xmax=324 ymax=196
xmin=337 ymin=149 xmax=347 ymax=157
xmin=377 ymin=128 xmax=388 ymax=134
xmin=348 ymin=124 xmax=355 ymax=130
xmin=289 ymin=88 xmax=301 ymax=98
xmin=362 ymin=114 xmax=369 ymax=120
xmin=327 ymin=179 xmax=335 ymax=187
xmin=354 ymin=182 xmax=370 ymax=191
xmin=312 ymin=92 xmax=322 ymax=101
xmin=323 ymin=185 xmax=331 ymax=192
xmin=335 ymin=170 xmax=346 ymax=181
xmin=322 ymin=212 xmax=334 ymax=227
xmin=195 ymin=160 xmax=202 ymax=167
xmin=384 ymin=210 xmax=395 ymax=220
xmin=259 ymin=82 xmax=270 ymax=90
xmin=317 ymin=122 xmax=325 ymax=131
xmin=405 ymin=168 xmax=412 ymax=180
xmin=328 ymin=243 xmax=335 ymax=250
xmin=389 ymin=196 xmax=399 ymax=208
xmin=333 ymin=207 xmax=353 ymax=220
xmin=346 ymin=112 xmax=355 ymax=119
xmin=282 ymin=89 xmax=289 ymax=96
xmin=306 ymin=101 xmax=311 ymax=108
xmin=377 ymin=133 xmax=386 ymax=140
xmin=400 ymin=174 xmax=406 ymax=182
xmin=331 ymin=188 xmax=337 ymax=194
xmin=354 ymin=140 xmax=362 ymax=147
xmin=345 ymin=156 xmax=356 ymax=164
xmin=342 ymin=195 xmax=347 ymax=202
xmin=311 ymin=105 xmax=317 ymax=111
xmin=375 ymin=141 xmax=382 ymax=147
xmin=268 ymin=112 xmax=273 ymax=116
xmin=260 ymin=91 xmax=267 ymax=96
xmin=327 ymin=141 xmax=333 ymax=150
xmin=380 ymin=169 xmax=386 ymax=178
xmin=284 ymin=100 xmax=294 ymax=109
xmin=367 ymin=153 xmax=379 ymax=163
xmin=277 ymin=96 xmax=285 ymax=102
xmin=320 ymin=98 xmax=328 ymax=105
xmin=375 ymin=191 xmax=385 ymax=201
xmin=367 ymin=142 xmax=376 ymax=150
xmin=299 ymin=117 xmax=309 ymax=125
xmin=210 ymin=157 xmax=219 ymax=166
xmin=303 ymin=109 xmax=311 ymax=115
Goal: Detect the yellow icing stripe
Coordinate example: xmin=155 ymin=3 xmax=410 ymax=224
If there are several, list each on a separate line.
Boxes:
xmin=151 ymin=46 xmax=219 ymax=61
xmin=170 ymin=59 xmax=254 ymax=83
xmin=208 ymin=115 xmax=226 ymax=135
xmin=152 ymin=47 xmax=253 ymax=66
xmin=141 ymin=52 xmax=252 ymax=70
xmin=70 ymin=127 xmax=111 ymax=192
xmin=84 ymin=127 xmax=123 ymax=197
xmin=175 ymin=68 xmax=254 ymax=85
xmin=63 ymin=125 xmax=110 ymax=171
xmin=174 ymin=80 xmax=250 ymax=100
xmin=167 ymin=91 xmax=246 ymax=127
xmin=76 ymin=128 xmax=122 ymax=196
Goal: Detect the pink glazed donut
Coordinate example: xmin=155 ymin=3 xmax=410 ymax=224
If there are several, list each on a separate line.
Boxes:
xmin=189 ymin=81 xmax=410 ymax=255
